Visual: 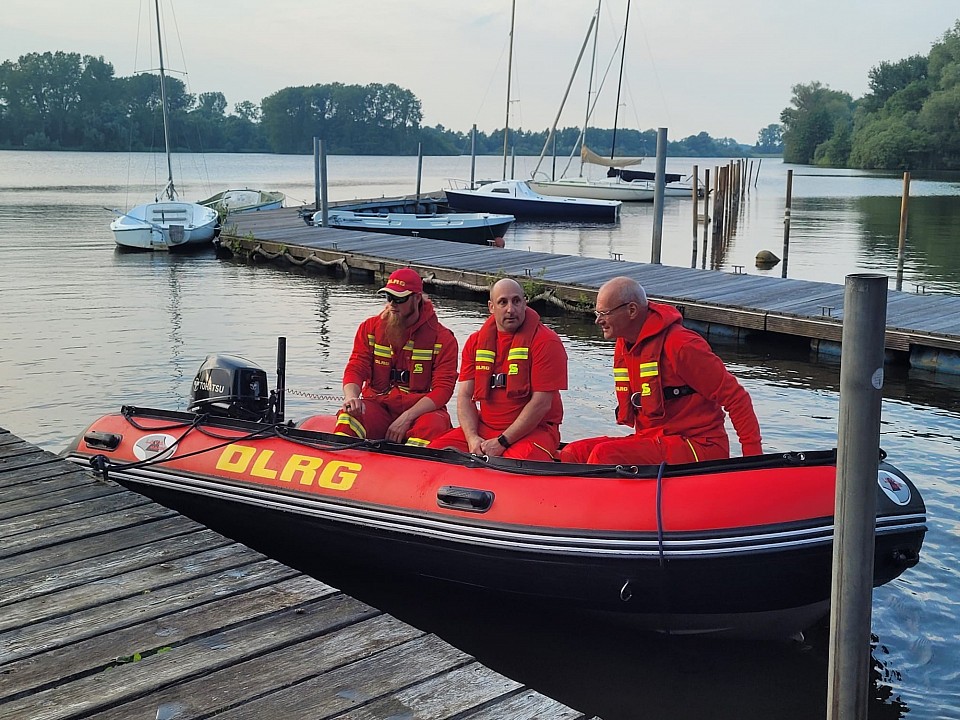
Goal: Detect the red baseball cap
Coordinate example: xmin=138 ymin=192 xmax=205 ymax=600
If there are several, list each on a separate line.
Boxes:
xmin=379 ymin=268 xmax=423 ymax=297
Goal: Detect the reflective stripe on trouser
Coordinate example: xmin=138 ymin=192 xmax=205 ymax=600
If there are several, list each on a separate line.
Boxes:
xmin=333 ymin=399 xmax=451 ymax=443
xmin=558 ymin=433 xmax=730 ymax=465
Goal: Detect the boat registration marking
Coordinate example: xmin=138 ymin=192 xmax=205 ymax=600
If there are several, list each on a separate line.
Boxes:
xmin=216 ymin=443 xmax=361 ymax=491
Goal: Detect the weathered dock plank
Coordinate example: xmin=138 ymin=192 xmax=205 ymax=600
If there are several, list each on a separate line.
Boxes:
xmin=220 ymin=209 xmax=960 ymax=373
xmin=0 ymin=430 xmax=591 ymax=719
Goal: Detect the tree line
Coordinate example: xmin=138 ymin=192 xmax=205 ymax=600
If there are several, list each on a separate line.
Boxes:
xmin=0 ymin=50 xmax=768 ymax=158
xmin=780 ymin=19 xmax=960 ymax=170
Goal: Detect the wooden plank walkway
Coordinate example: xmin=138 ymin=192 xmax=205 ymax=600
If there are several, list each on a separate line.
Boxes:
xmin=0 ymin=426 xmax=592 ymax=720
xmin=221 ymin=208 xmax=960 ymax=373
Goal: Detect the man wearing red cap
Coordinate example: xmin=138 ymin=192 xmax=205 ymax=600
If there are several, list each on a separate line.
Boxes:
xmin=430 ymin=278 xmax=568 ymax=460
xmin=333 ymin=268 xmax=458 ymax=446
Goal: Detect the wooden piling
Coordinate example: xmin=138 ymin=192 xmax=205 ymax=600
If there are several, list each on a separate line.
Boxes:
xmin=691 ymin=164 xmax=699 ymax=268
xmin=781 ymin=168 xmax=793 ymax=279
xmin=701 ymin=168 xmax=710 ymax=269
xmin=895 ymin=172 xmax=911 ymax=292
xmin=827 ymin=274 xmax=888 ymax=720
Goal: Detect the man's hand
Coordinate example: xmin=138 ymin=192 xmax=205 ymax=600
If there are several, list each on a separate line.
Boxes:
xmin=466 ymin=434 xmax=485 ymax=455
xmin=385 ymin=413 xmax=414 ymax=443
xmin=341 ymin=397 xmax=364 ymax=415
xmin=479 ymin=436 xmax=506 ymax=457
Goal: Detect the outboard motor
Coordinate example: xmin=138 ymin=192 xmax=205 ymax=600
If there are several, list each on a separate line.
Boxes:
xmin=189 ymin=354 xmax=269 ymax=421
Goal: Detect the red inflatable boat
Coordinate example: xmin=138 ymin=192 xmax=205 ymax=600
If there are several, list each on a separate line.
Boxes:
xmin=64 ymin=351 xmax=927 ymax=638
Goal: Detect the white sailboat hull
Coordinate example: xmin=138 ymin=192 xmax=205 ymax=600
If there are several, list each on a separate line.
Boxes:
xmin=111 ymin=201 xmax=218 ymax=251
xmin=529 ymin=177 xmax=655 ymax=202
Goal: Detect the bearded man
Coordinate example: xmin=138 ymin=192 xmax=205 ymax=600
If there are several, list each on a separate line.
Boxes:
xmin=331 ymin=268 xmax=458 ymax=445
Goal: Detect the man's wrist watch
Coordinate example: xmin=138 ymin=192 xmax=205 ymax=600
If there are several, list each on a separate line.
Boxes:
xmin=497 ymin=434 xmax=511 ymax=449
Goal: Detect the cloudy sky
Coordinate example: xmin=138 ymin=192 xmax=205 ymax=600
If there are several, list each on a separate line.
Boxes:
xmin=4 ymin=0 xmax=958 ymax=144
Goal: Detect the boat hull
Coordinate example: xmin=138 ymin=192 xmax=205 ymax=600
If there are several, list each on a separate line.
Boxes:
xmin=65 ymin=408 xmax=926 ymax=637
xmin=111 ymin=201 xmax=218 ymax=250
xmin=199 ymin=189 xmax=285 ymax=215
xmin=445 ymin=180 xmax=621 ymax=223
xmin=322 ymin=210 xmax=514 ymax=245
xmin=529 ymin=178 xmax=655 ymax=202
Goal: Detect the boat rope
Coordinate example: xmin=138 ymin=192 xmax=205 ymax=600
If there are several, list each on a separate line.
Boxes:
xmin=89 ymin=411 xmax=282 ymax=480
xmin=655 ymin=460 xmax=667 ymax=569
xmin=284 ymin=387 xmax=345 ymax=402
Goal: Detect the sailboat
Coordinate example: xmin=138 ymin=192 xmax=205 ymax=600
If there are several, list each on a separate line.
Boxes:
xmin=110 ymin=0 xmax=218 ymax=251
xmin=528 ymin=1 xmax=698 ymax=202
xmin=445 ymin=1 xmax=621 ymax=223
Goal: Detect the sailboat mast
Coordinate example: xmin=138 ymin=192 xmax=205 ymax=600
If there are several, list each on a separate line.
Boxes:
xmin=610 ymin=0 xmax=630 ymax=159
xmin=579 ymin=0 xmax=601 ymax=175
xmin=154 ymin=0 xmax=176 ymax=200
xmin=502 ymin=0 xmax=515 ymax=181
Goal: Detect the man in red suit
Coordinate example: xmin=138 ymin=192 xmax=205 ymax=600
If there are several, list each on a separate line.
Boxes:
xmin=560 ymin=276 xmax=762 ymax=465
xmin=333 ymin=268 xmax=458 ymax=446
xmin=431 ymin=278 xmax=568 ymax=460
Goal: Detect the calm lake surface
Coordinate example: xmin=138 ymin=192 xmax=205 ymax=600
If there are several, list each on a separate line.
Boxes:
xmin=1 ymin=150 xmax=959 ymax=718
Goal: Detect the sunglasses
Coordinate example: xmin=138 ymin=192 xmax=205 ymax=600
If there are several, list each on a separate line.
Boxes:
xmin=381 ymin=293 xmax=412 ymax=305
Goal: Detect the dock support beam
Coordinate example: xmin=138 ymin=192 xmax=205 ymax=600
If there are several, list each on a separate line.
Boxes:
xmin=827 ymin=273 xmax=888 ymax=720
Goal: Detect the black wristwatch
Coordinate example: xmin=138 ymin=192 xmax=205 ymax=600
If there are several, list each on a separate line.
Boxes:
xmin=497 ymin=434 xmax=511 ymax=449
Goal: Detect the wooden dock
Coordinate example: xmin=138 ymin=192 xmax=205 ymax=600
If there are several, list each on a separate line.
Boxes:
xmin=0 ymin=426 xmax=592 ymax=720
xmin=220 ymin=208 xmax=960 ymax=375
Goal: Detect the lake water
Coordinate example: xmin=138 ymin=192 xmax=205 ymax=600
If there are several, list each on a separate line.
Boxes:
xmin=1 ymin=150 xmax=959 ymax=718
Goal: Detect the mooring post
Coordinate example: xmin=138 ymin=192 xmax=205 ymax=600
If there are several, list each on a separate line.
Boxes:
xmin=781 ymin=168 xmax=793 ymax=278
xmin=470 ymin=124 xmax=477 ymax=190
xmin=691 ymin=164 xmax=699 ymax=268
xmin=827 ymin=273 xmax=888 ymax=720
xmin=318 ymin=139 xmax=329 ymax=228
xmin=415 ymin=142 xmax=424 ymax=210
xmin=896 ymin=172 xmax=911 ymax=292
xmin=701 ymin=168 xmax=710 ymax=269
xmin=650 ymin=127 xmax=667 ymax=264
xmin=313 ymin=136 xmax=321 ymax=214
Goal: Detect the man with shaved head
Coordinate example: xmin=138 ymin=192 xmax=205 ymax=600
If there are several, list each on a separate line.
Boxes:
xmin=560 ymin=276 xmax=762 ymax=465
xmin=430 ymin=278 xmax=568 ymax=460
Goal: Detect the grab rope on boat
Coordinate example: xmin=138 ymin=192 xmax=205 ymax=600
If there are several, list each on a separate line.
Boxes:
xmin=655 ymin=460 xmax=667 ymax=569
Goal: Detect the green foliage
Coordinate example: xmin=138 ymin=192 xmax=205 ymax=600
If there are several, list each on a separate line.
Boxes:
xmin=848 ymin=114 xmax=927 ymax=169
xmin=780 ymin=82 xmax=855 ymax=164
xmin=0 ymin=48 xmax=755 ymax=156
xmin=755 ymin=124 xmax=783 ymax=153
xmin=789 ymin=18 xmax=960 ymax=170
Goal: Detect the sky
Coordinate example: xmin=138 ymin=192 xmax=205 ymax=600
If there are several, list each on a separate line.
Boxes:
xmin=4 ymin=0 xmax=959 ymax=145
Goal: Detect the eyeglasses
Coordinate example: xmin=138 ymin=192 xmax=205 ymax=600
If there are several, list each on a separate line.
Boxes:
xmin=594 ymin=302 xmax=630 ymax=319
xmin=381 ymin=293 xmax=412 ymax=305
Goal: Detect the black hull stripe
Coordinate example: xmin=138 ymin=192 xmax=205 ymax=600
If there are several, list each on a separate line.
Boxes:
xmin=92 ymin=463 xmax=926 ymax=560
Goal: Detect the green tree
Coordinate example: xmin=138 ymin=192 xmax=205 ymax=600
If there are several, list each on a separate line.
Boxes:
xmin=780 ymin=82 xmax=855 ymax=164
xmin=755 ymin=124 xmax=783 ymax=153
xmin=860 ymin=55 xmax=929 ymax=113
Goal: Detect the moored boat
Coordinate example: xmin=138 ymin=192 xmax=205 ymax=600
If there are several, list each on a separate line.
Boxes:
xmin=199 ymin=188 xmax=285 ymax=215
xmin=317 ymin=209 xmax=514 ymax=246
xmin=444 ymin=179 xmax=621 ymax=223
xmin=64 ymin=351 xmax=927 ymax=639
xmin=110 ymin=0 xmax=218 ymax=251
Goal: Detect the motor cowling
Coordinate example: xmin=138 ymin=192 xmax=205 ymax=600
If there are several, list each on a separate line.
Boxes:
xmin=189 ymin=354 xmax=269 ymax=421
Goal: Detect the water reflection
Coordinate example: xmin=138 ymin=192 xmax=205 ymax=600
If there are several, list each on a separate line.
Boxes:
xmin=319 ymin=567 xmax=913 ymax=720
xmin=2 ymin=154 xmax=960 ymax=719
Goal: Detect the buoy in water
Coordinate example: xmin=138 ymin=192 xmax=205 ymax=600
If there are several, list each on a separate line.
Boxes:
xmin=756 ymin=249 xmax=780 ymax=268
xmin=491 ymin=236 xmax=505 ymax=248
